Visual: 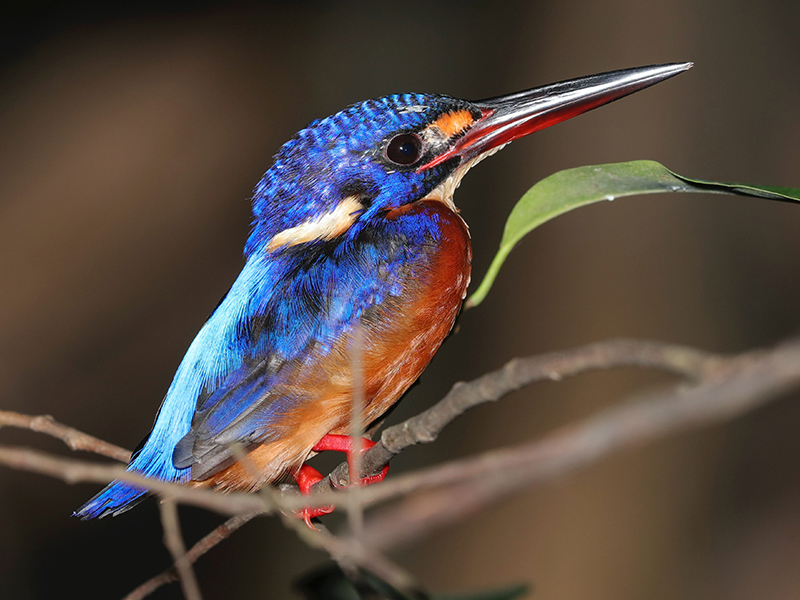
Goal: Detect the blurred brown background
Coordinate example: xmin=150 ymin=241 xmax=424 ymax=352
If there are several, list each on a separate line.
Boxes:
xmin=2 ymin=1 xmax=800 ymax=598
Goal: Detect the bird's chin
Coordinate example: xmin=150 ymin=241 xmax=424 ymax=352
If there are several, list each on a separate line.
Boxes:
xmin=422 ymin=144 xmax=507 ymax=211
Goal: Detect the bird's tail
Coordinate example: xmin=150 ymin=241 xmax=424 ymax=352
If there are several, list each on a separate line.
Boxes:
xmin=74 ymin=337 xmax=205 ymax=519
xmin=74 ymin=479 xmax=149 ymax=519
xmin=74 ymin=422 xmax=192 ymax=519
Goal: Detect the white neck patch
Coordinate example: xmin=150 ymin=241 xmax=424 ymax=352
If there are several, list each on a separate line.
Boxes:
xmin=266 ymin=196 xmax=363 ymax=251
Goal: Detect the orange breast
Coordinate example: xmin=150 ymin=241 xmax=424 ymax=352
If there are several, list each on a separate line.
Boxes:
xmin=196 ymin=200 xmax=471 ymax=492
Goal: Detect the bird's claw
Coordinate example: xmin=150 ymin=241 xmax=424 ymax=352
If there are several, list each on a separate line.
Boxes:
xmin=294 ymin=464 xmax=334 ymax=528
xmin=353 ymin=461 xmax=390 ymax=487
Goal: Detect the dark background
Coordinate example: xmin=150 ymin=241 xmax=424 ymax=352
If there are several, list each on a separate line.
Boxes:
xmin=2 ymin=1 xmax=800 ymax=598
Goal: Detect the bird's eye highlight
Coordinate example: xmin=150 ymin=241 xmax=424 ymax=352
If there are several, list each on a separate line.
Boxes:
xmin=386 ymin=133 xmax=422 ymax=166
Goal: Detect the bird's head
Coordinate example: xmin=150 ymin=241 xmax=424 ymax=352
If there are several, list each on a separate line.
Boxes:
xmin=247 ymin=63 xmax=691 ymax=255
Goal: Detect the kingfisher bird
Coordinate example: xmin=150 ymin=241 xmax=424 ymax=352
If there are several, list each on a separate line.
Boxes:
xmin=76 ymin=63 xmax=691 ymax=522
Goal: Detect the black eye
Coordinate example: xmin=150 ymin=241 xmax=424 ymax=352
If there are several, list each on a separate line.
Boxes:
xmin=386 ymin=133 xmax=422 ymax=166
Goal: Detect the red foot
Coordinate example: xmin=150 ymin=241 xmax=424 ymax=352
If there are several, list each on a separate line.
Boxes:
xmin=293 ymin=434 xmax=390 ymax=528
xmin=293 ymin=464 xmax=334 ymax=529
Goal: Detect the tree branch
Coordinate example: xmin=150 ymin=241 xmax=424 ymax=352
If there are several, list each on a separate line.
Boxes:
xmin=0 ymin=410 xmax=131 ymax=462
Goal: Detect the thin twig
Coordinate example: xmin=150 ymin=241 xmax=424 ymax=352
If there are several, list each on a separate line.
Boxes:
xmin=0 ymin=410 xmax=131 ymax=462
xmin=159 ymin=498 xmax=203 ymax=600
xmin=123 ymin=513 xmax=256 ymax=600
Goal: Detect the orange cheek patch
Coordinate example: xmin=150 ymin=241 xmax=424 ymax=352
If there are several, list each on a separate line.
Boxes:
xmin=430 ymin=109 xmax=475 ymax=138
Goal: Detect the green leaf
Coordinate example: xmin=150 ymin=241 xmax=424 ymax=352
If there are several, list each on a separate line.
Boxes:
xmin=466 ymin=160 xmax=800 ymax=308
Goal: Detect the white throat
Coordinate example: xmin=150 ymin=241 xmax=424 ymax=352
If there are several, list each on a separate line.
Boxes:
xmin=423 ymin=145 xmax=506 ymax=211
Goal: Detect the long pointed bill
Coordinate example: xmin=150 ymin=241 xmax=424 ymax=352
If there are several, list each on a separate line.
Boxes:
xmin=421 ymin=62 xmax=692 ymax=171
